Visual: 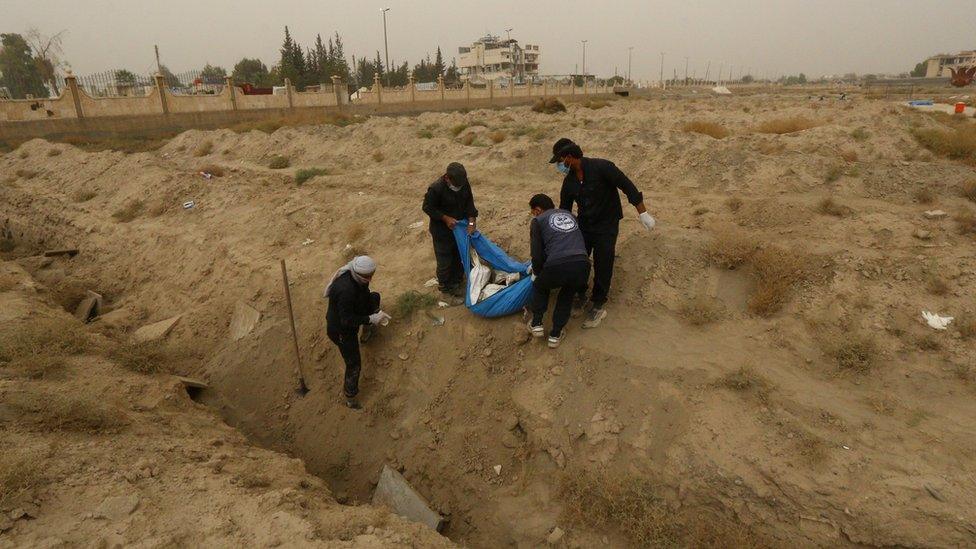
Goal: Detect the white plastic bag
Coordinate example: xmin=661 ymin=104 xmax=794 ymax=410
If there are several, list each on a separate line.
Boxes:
xmin=469 ymin=249 xmax=491 ymax=305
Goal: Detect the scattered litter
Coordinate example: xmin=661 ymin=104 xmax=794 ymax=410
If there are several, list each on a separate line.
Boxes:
xmin=711 ymin=86 xmax=732 ymax=95
xmin=492 ymin=465 xmax=502 ymax=475
xmin=43 ymin=248 xmax=79 ymax=258
xmin=182 ymin=201 xmax=196 ymax=210
xmin=357 ymin=191 xmax=365 ymax=196
xmin=921 ymin=311 xmax=953 ymax=331
xmin=924 ymin=484 xmax=947 ymax=502
xmin=908 ymin=99 xmax=934 ymax=107
xmin=408 ymin=220 xmax=425 ymax=229
xmin=200 ymin=171 xmax=214 ymax=180
xmin=424 ymin=278 xmax=439 ymax=288
xmin=437 ymin=301 xmax=449 ymax=308
xmin=398 ymin=353 xmax=409 ymax=361
xmin=923 ymin=210 xmax=947 ymax=220
xmin=372 ymin=464 xmax=445 ymax=532
xmin=425 ymin=311 xmax=445 ymax=326
xmin=842 ymin=445 xmax=851 ymax=450
xmin=301 ymin=238 xmax=315 ymax=246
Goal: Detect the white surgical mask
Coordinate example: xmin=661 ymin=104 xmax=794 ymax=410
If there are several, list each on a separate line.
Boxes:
xmin=556 ymin=161 xmax=570 ymax=175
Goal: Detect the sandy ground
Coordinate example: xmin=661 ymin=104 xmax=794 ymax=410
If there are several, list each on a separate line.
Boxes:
xmin=2 ymin=91 xmax=976 ymax=547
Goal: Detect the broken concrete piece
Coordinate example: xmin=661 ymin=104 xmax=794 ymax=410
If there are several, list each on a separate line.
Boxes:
xmin=132 ymin=315 xmax=182 ymax=343
xmin=74 ymin=290 xmax=103 ymax=323
xmin=372 ymin=465 xmax=444 ymax=532
xmin=94 ymin=495 xmax=140 ymax=520
xmin=176 ymin=376 xmax=208 ymax=390
xmin=43 ymin=248 xmax=79 ymax=258
xmin=912 ymin=228 xmax=932 ymax=240
xmin=229 ymin=301 xmax=261 ymax=341
xmin=923 ymin=210 xmax=947 ymax=220
xmin=547 ymin=527 xmax=565 ymax=545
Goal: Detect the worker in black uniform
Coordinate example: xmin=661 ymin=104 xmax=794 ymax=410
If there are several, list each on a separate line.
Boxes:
xmin=324 ymin=255 xmax=390 ymax=409
xmin=422 ymin=162 xmax=478 ymax=298
xmin=527 ymin=193 xmax=591 ymax=349
xmin=549 ymin=139 xmax=656 ymax=328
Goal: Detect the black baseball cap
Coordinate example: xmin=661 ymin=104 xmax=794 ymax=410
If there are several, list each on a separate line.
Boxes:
xmin=549 ymin=137 xmax=575 ymax=163
xmin=445 ymin=162 xmax=469 ymax=186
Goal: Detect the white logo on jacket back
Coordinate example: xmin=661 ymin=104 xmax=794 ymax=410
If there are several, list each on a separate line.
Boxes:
xmin=549 ymin=212 xmax=577 ymax=233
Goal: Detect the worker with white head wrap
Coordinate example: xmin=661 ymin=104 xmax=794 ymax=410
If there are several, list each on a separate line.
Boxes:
xmin=325 ymin=255 xmax=390 ymax=409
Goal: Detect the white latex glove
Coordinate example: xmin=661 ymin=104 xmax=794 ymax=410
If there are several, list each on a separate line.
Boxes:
xmin=369 ymin=311 xmax=392 ymax=326
xmin=639 ymin=211 xmax=656 ymax=231
xmin=526 ymin=265 xmax=534 ymax=275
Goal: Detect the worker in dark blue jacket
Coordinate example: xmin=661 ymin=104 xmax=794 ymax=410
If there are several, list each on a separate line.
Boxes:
xmin=527 ymin=193 xmax=590 ymax=349
xmin=549 ymin=139 xmax=655 ymax=328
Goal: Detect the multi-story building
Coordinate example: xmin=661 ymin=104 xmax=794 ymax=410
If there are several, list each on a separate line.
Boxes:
xmin=925 ymin=50 xmax=976 ymax=78
xmin=458 ymin=35 xmax=541 ymax=83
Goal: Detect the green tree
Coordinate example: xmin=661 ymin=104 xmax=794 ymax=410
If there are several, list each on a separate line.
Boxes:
xmin=741 ymin=74 xmax=754 ymax=83
xmin=199 ymin=63 xmax=226 ymax=84
xmin=158 ymin=64 xmax=181 ymax=88
xmin=0 ymin=33 xmax=48 ymax=98
xmin=434 ymin=47 xmax=445 ymax=79
xmin=445 ymin=58 xmax=460 ymax=86
xmin=911 ymin=61 xmax=927 ymax=78
xmin=114 ymin=69 xmax=137 ymax=85
xmin=25 ymin=28 xmax=67 ymax=96
xmin=330 ymin=32 xmax=351 ymax=81
xmin=278 ymin=26 xmax=306 ymax=87
xmin=231 ymin=58 xmax=271 ymax=86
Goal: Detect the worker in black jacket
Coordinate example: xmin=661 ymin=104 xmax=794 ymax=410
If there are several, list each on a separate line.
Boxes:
xmin=528 ymin=194 xmax=591 ymax=349
xmin=549 ymin=138 xmax=656 ymax=328
xmin=422 ymin=162 xmax=478 ymax=298
xmin=324 ymin=255 xmax=391 ymax=409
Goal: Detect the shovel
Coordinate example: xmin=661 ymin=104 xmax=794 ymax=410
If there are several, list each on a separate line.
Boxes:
xmin=280 ymin=259 xmax=309 ymax=396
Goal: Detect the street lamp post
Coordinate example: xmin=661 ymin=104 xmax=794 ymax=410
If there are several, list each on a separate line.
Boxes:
xmin=627 ymin=46 xmax=633 ymax=84
xmin=659 ymin=52 xmax=665 ymax=87
xmin=381 ymin=7 xmax=391 ymax=87
xmin=581 ymin=40 xmax=588 ymax=85
xmin=505 ymin=28 xmax=515 ymax=83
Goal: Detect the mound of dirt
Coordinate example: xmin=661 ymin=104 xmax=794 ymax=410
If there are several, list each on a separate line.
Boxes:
xmin=3 ymin=93 xmax=976 ymax=546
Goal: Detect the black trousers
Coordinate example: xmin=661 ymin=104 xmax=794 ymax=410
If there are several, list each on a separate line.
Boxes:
xmin=578 ymin=228 xmax=618 ymax=308
xmin=431 ymin=229 xmax=463 ymax=292
xmin=327 ymin=292 xmax=380 ymax=398
xmin=532 ymin=260 xmax=591 ymax=337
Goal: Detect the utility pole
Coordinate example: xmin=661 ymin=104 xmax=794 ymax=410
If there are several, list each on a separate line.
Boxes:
xmin=684 ymin=56 xmax=689 ymax=84
xmin=581 ymin=40 xmax=588 ymax=82
xmin=382 ymin=7 xmax=391 ymax=87
xmin=154 ymin=45 xmax=161 ymax=74
xmin=659 ymin=52 xmax=665 ymax=87
xmin=704 ymin=60 xmax=711 ymax=83
xmin=627 ymin=46 xmax=633 ymax=84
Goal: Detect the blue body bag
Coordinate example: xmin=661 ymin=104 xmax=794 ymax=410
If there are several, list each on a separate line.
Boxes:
xmin=452 ymin=220 xmax=532 ymax=318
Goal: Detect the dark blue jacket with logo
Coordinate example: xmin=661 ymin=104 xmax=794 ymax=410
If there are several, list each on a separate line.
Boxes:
xmin=530 ymin=208 xmax=588 ymax=275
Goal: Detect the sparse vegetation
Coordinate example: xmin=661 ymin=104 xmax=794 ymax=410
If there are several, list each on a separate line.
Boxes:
xmin=682 ymin=121 xmax=729 ymax=139
xmin=912 ymin=122 xmax=976 ymax=163
xmin=582 ymin=99 xmax=610 ymax=109
xmin=716 ymin=366 xmax=770 ymax=402
xmin=372 ymin=150 xmax=384 ymax=163
xmin=706 ymin=228 xmax=757 ymax=270
xmin=914 ymin=188 xmax=935 ymax=204
xmin=531 ymin=98 xmax=566 ymax=114
xmin=0 ymin=316 xmax=88 ymax=363
xmin=112 ymin=199 xmax=145 ymax=222
xmin=956 ymin=210 xmax=976 ymax=236
xmin=488 ymin=130 xmax=506 ymax=144
xmin=960 ymin=179 xmax=976 ymax=202
xmin=826 ymin=332 xmax=878 ymax=372
xmin=6 ymin=391 xmax=126 ymax=433
xmin=747 ymin=247 xmax=813 ymax=317
xmin=55 ymin=133 xmax=174 ymax=154
xmin=193 ymin=140 xmax=214 ymax=157
xmin=851 ymin=127 xmax=870 ymax=141
xmin=268 ymin=155 xmax=290 ymax=169
xmin=839 ymin=149 xmax=858 ymax=162
xmin=230 ymin=112 xmax=361 ymax=134
xmin=725 ymin=197 xmax=743 ymax=212
xmin=109 ymin=341 xmax=171 ymax=374
xmin=294 ymin=168 xmax=328 ymax=185
xmin=417 ymin=129 xmax=434 ymax=139
xmin=825 ymin=164 xmax=845 ymax=183
xmin=816 ymin=196 xmax=847 ymax=217
xmin=460 ymin=133 xmax=478 ymax=146
xmin=394 ymin=291 xmax=438 ymax=317
xmin=450 ymin=124 xmax=469 ymax=137
xmin=678 ymin=295 xmax=724 ymax=326
xmin=0 ymin=446 xmax=49 ymax=508
xmin=756 ymin=117 xmax=819 ymax=134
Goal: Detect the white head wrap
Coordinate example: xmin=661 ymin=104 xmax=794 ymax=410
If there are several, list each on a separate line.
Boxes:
xmin=324 ymin=255 xmax=376 ymax=297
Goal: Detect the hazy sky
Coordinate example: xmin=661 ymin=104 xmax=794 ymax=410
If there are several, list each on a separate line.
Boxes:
xmin=5 ymin=0 xmax=974 ymax=80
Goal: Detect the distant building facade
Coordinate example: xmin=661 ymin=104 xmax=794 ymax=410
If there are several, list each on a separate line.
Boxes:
xmin=458 ymin=35 xmax=540 ymax=83
xmin=925 ymin=50 xmax=976 ymax=77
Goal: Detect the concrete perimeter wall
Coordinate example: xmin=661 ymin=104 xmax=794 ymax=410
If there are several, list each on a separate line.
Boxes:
xmin=0 ymin=73 xmax=620 ymax=142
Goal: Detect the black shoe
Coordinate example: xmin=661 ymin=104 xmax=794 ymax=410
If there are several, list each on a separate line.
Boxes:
xmin=582 ymin=306 xmax=607 ymax=329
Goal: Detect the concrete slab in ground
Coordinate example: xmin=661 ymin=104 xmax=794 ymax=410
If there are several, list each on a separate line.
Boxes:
xmin=229 ymin=301 xmax=261 ymax=340
xmin=372 ymin=464 xmax=444 ymax=532
xmin=132 ymin=315 xmax=182 ymax=344
xmin=73 ymin=290 xmax=102 ymax=322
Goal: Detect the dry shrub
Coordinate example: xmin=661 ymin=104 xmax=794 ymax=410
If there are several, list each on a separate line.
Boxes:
xmin=294 ymin=167 xmax=328 ymax=186
xmin=5 ymin=391 xmax=126 ymax=433
xmin=794 ymin=431 xmax=829 ymax=465
xmin=47 ymin=148 xmax=62 ymax=157
xmin=956 ymin=210 xmax=976 ymax=236
xmin=913 ymin=124 xmax=976 ymax=163
xmin=926 ymin=276 xmax=949 ymax=296
xmin=559 ymin=470 xmax=763 ymax=547
xmin=345 ymin=222 xmax=365 ymax=243
xmin=725 ymin=197 xmax=743 ymax=212
xmin=47 ymin=278 xmax=96 ymax=312
xmin=851 ymin=127 xmax=870 ymax=141
xmin=460 ymin=133 xmax=477 ymax=146
xmin=693 ymin=206 xmax=710 ymax=216
xmin=230 ymin=112 xmax=361 ymax=134
xmin=416 ymin=128 xmax=434 ymax=139
xmin=839 ymin=149 xmax=858 ymax=162
xmin=112 ymin=199 xmax=144 ymax=222
xmin=0 ymin=316 xmax=88 ymax=362
xmin=72 ymin=189 xmax=97 ymax=202
xmin=488 ymin=130 xmax=507 ymax=144
xmin=913 ymin=188 xmax=935 ymax=204
xmin=582 ymin=99 xmax=610 ymax=109
xmin=825 ymin=164 xmax=845 ymax=183
xmin=531 ymin=98 xmax=566 ymax=114
xmin=748 ymin=247 xmax=812 ymax=317
xmin=193 ymin=140 xmax=214 ymax=157
xmin=199 ymin=164 xmax=224 ymax=177
xmin=57 ymin=134 xmax=173 ymax=154
xmin=706 ymin=228 xmax=757 ymax=270
xmin=394 ymin=291 xmax=438 ymax=317
xmin=960 ymin=179 xmax=976 ymax=202
xmin=109 ymin=341 xmax=171 ymax=374
xmin=826 ymin=332 xmax=878 ymax=372
xmin=450 ymin=124 xmax=469 ymax=137
xmin=682 ymin=121 xmax=729 ymax=139
xmin=716 ymin=366 xmax=770 ymax=402
xmin=372 ymin=150 xmax=384 ymax=163
xmin=0 ymin=446 xmax=48 ymax=508
xmin=268 ymin=155 xmax=290 ymax=169
xmin=756 ymin=117 xmax=819 ymax=134
xmin=147 ymin=200 xmax=169 ymax=218
xmin=678 ymin=295 xmax=724 ymax=326
xmin=15 ymin=169 xmax=38 ymax=179
xmin=816 ymin=196 xmax=847 ymax=217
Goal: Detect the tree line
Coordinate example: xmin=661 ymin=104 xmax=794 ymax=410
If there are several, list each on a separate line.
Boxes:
xmin=0 ymin=26 xmax=464 ymax=99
